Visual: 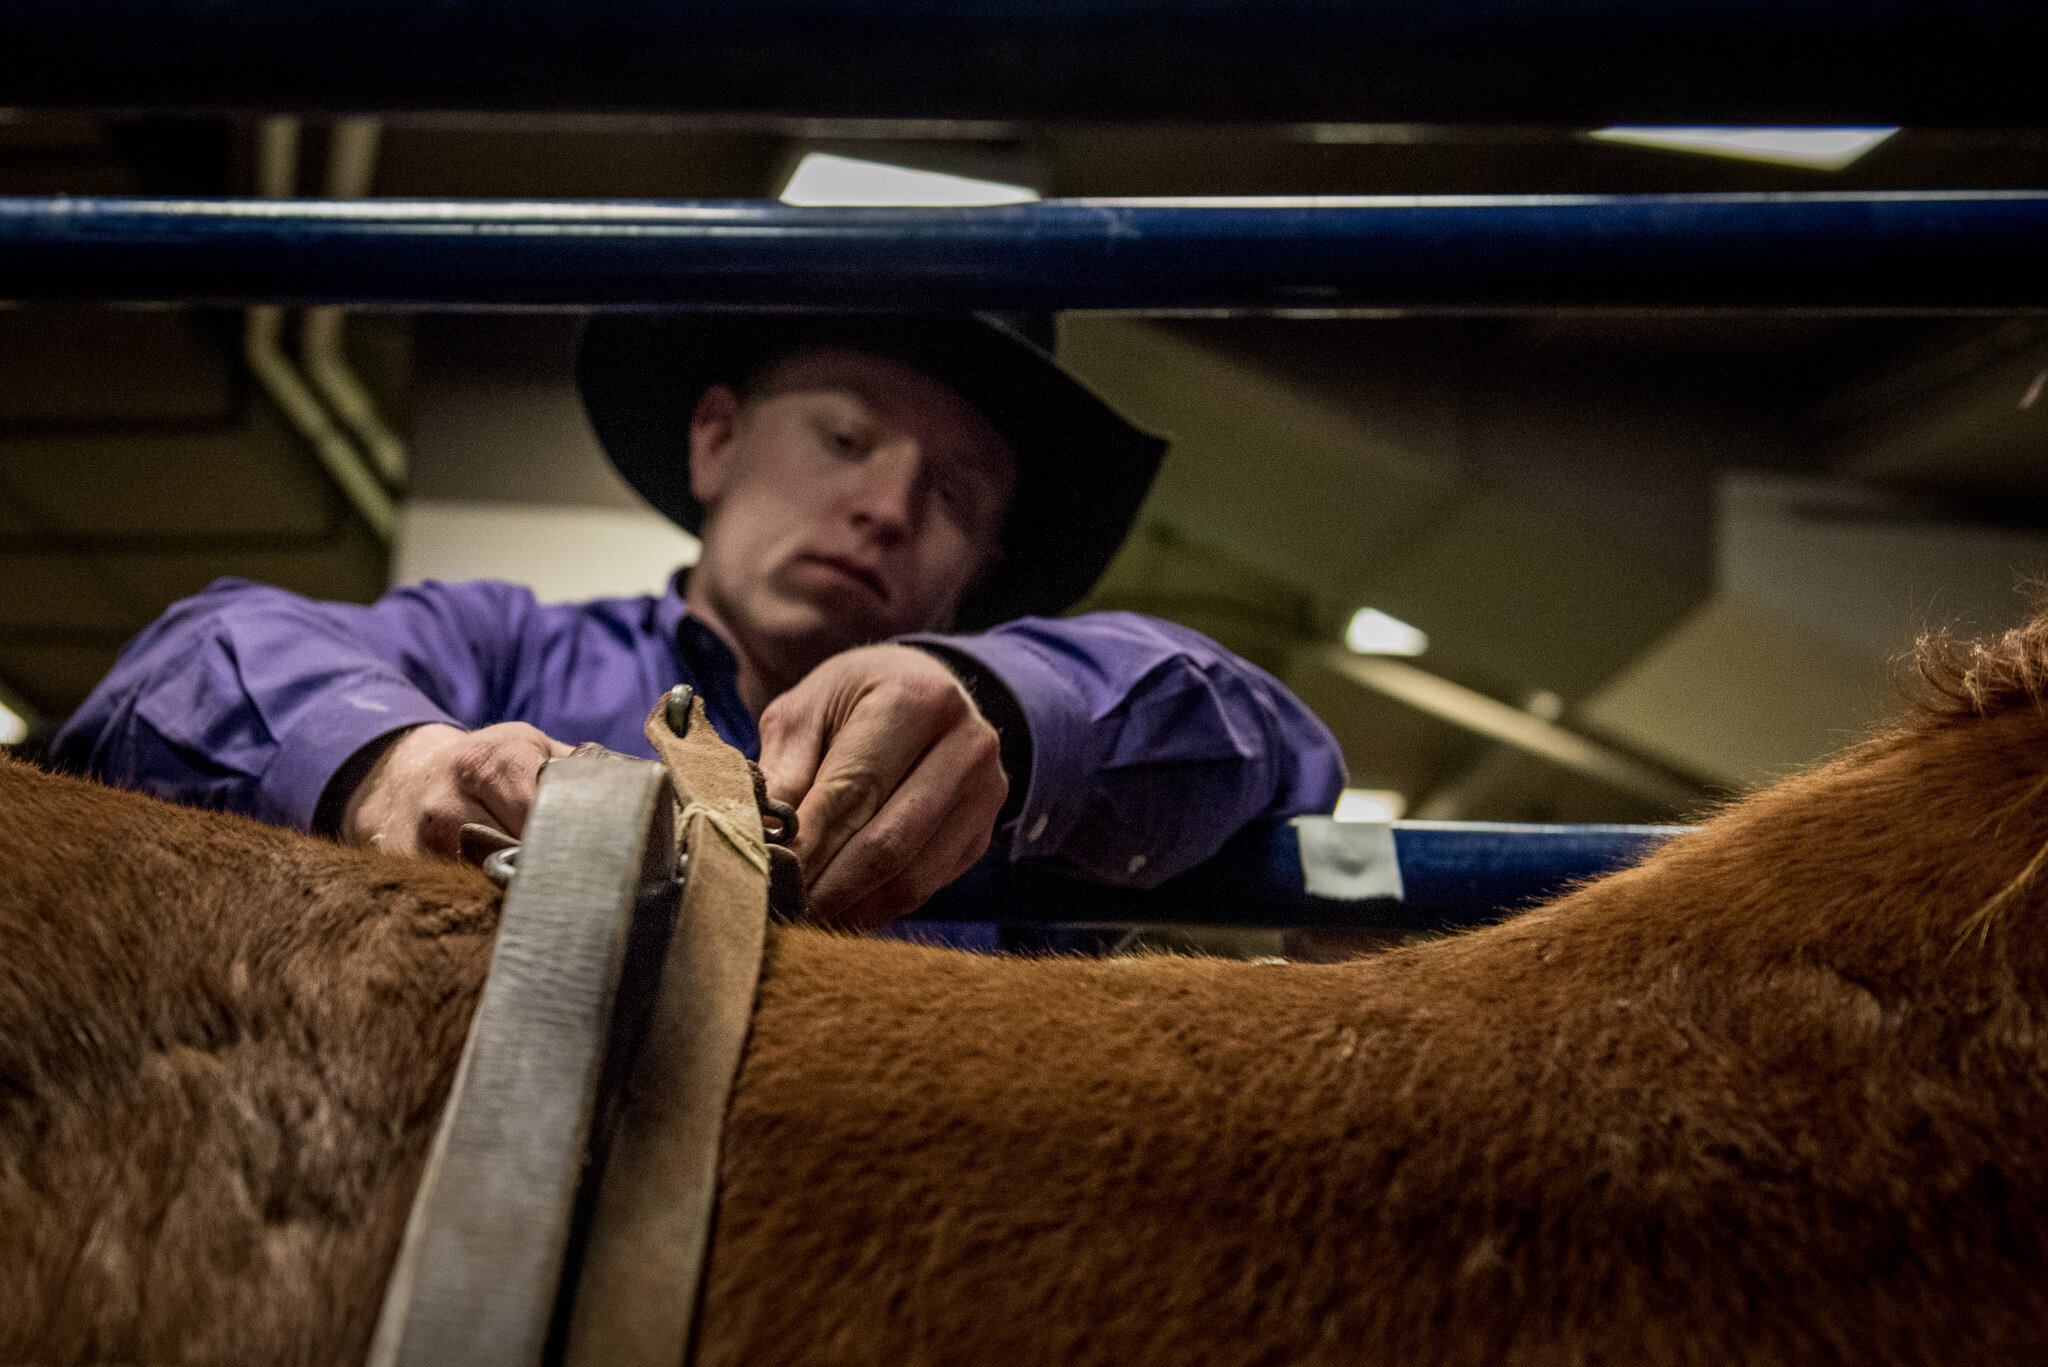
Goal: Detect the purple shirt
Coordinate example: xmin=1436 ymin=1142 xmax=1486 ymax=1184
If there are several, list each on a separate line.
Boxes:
xmin=52 ymin=575 xmax=1346 ymax=888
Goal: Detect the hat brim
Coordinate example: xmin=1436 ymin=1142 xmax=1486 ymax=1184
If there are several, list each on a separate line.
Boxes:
xmin=576 ymin=313 xmax=1167 ymax=632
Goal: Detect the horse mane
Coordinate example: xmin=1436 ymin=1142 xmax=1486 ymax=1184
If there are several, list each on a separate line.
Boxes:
xmin=1865 ymin=602 xmax=2048 ymax=950
xmin=1909 ymin=597 xmax=2048 ymax=723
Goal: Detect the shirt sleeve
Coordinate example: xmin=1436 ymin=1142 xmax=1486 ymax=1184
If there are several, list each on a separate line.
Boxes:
xmin=51 ymin=576 xmax=544 ymax=831
xmin=900 ymin=612 xmax=1348 ymax=889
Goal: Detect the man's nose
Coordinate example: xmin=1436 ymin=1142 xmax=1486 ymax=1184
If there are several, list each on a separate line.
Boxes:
xmin=845 ymin=442 xmax=921 ymax=537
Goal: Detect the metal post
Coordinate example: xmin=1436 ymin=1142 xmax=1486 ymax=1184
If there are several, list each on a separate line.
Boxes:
xmin=5 ymin=194 xmax=2046 ymax=311
xmin=914 ymin=817 xmax=1683 ymax=931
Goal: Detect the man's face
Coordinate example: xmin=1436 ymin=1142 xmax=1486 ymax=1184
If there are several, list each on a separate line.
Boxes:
xmin=685 ymin=347 xmax=1016 ymax=688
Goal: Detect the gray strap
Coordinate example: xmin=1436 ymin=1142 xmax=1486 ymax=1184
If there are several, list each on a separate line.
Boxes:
xmin=561 ymin=689 xmax=773 ymax=1367
xmin=367 ymin=752 xmax=677 ymax=1367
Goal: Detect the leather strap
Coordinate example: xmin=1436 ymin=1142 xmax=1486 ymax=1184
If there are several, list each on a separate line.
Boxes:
xmin=368 ymin=752 xmax=678 ymax=1367
xmin=564 ymin=690 xmax=773 ymax=1366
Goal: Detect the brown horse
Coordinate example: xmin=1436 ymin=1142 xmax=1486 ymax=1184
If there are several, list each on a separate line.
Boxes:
xmin=6 ymin=619 xmax=2048 ymax=1365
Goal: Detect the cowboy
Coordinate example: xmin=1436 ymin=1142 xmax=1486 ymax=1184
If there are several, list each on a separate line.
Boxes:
xmin=54 ymin=314 xmax=1346 ymax=926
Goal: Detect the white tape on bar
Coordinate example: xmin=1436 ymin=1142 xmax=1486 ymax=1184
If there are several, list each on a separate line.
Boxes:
xmin=1293 ymin=816 xmax=1404 ymax=902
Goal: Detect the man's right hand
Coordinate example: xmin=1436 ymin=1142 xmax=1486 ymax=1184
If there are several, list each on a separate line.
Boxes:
xmin=339 ymin=722 xmax=574 ymax=859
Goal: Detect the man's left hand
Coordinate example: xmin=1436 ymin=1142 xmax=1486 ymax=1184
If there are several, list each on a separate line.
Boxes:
xmin=756 ymin=644 xmax=1009 ymax=929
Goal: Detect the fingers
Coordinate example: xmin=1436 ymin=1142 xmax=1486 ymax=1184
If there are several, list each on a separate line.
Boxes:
xmin=409 ymin=790 xmax=510 ymax=861
xmin=820 ymin=805 xmax=1000 ymax=931
xmin=342 ymin=721 xmax=574 ymax=862
xmin=806 ymin=719 xmax=1007 ymax=926
xmin=755 ymin=689 xmax=829 ymax=811
xmin=789 ymin=676 xmax=963 ymax=884
xmin=447 ymin=723 xmax=573 ymax=837
xmin=761 ymin=644 xmax=1009 ymax=926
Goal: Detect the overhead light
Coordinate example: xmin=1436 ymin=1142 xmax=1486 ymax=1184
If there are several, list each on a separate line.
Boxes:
xmin=778 ymin=152 xmax=1040 ymax=207
xmin=1345 ymin=607 xmax=1429 ymax=657
xmin=1588 ymin=126 xmax=1898 ymax=171
xmin=1334 ymin=788 xmax=1407 ymax=822
xmin=0 ymin=698 xmax=26 ymax=747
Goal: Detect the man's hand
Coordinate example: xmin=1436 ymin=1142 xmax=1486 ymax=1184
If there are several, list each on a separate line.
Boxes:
xmin=339 ymin=721 xmax=575 ymax=859
xmin=757 ymin=644 xmax=1008 ymax=929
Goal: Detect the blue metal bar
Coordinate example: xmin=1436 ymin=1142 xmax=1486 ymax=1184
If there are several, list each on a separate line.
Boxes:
xmin=3 ymin=0 xmax=2044 ymax=124
xmin=5 ymin=195 xmax=2046 ymax=311
xmin=913 ymin=819 xmax=1679 ymax=931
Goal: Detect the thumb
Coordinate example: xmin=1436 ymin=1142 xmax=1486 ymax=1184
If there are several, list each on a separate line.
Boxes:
xmin=756 ymin=690 xmax=828 ymax=809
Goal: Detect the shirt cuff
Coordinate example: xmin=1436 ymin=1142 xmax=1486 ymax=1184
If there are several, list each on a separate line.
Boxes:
xmin=897 ymin=629 xmax=1098 ymax=865
xmin=255 ymin=685 xmax=459 ymax=832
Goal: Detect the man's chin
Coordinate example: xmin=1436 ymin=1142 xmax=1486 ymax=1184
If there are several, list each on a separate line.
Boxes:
xmin=758 ymin=596 xmax=901 ymax=662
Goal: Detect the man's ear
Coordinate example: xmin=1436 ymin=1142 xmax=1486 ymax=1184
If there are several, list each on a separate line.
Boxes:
xmin=688 ymin=383 xmax=743 ymax=503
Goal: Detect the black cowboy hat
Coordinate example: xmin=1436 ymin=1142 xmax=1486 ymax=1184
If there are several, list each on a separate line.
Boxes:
xmin=575 ymin=312 xmax=1167 ymax=632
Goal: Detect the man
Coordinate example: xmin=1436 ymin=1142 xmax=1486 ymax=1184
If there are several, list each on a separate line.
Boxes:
xmin=55 ymin=313 xmax=1345 ymax=927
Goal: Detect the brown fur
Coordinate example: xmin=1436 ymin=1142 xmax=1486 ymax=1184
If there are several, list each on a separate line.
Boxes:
xmin=9 ymin=621 xmax=2048 ymax=1363
xmin=0 ymin=765 xmax=499 ymax=1364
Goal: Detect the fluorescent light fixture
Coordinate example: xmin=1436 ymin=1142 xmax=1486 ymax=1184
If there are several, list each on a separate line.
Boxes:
xmin=1589 ymin=126 xmax=1898 ymax=171
xmin=0 ymin=698 xmax=26 ymax=747
xmin=779 ymin=151 xmax=1040 ymax=207
xmin=1345 ymin=607 xmax=1429 ymax=657
xmin=1334 ymin=788 xmax=1407 ymax=822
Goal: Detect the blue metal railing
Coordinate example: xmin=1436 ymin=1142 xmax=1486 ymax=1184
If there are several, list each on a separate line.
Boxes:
xmin=6 ymin=194 xmax=2046 ymax=311
xmin=913 ymin=818 xmax=1682 ymax=931
xmin=3 ymin=0 xmax=2043 ymax=124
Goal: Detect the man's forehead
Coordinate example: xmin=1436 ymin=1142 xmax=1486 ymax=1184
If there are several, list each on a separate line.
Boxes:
xmin=746 ymin=346 xmax=1014 ymax=471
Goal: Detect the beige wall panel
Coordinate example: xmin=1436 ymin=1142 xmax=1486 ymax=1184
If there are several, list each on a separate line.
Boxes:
xmin=1362 ymin=493 xmax=1697 ymax=702
xmin=409 ymin=376 xmax=648 ymax=511
xmin=393 ymin=501 xmax=699 ymax=603
xmin=1581 ymin=596 xmax=1893 ymax=791
xmin=1060 ymin=315 xmax=1463 ymax=604
xmin=1719 ymin=473 xmax=2048 ymax=661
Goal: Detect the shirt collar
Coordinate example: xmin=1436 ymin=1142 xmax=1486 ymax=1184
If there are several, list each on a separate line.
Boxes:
xmin=655 ymin=567 xmax=694 ymax=649
xmin=659 ymin=569 xmax=761 ymax=759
